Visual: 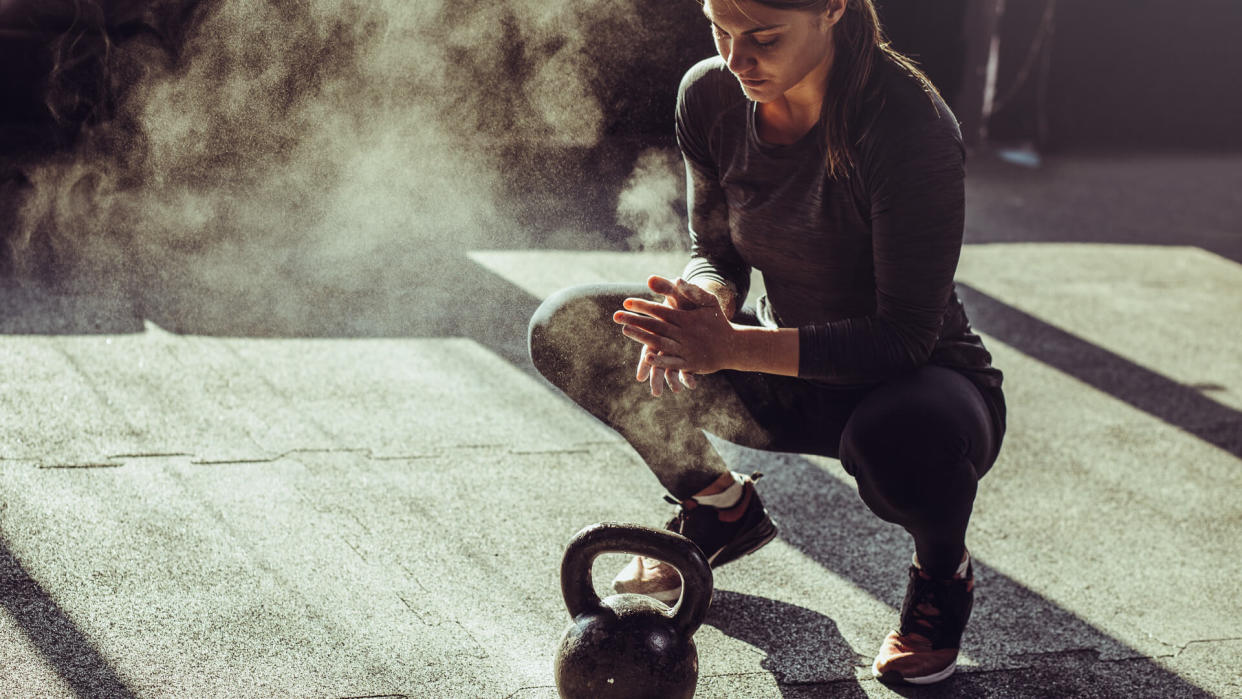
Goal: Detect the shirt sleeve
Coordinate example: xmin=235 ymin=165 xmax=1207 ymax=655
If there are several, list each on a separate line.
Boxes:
xmin=674 ymin=64 xmax=751 ymax=307
xmin=797 ymin=119 xmax=965 ymax=381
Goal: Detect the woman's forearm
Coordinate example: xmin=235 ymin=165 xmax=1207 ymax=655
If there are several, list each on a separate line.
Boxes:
xmin=728 ymin=325 xmax=800 ymax=377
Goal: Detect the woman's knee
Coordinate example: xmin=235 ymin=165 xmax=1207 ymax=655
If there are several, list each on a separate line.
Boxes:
xmin=840 ymin=368 xmax=990 ymax=475
xmin=841 ymin=398 xmax=967 ymax=471
xmin=528 ymin=282 xmax=642 ymax=388
xmin=838 ymin=393 xmax=978 ymax=516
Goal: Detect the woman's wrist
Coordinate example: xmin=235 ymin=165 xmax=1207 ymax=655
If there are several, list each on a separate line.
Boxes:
xmin=693 ymin=279 xmax=738 ymax=319
xmin=727 ymin=325 xmax=800 ymax=377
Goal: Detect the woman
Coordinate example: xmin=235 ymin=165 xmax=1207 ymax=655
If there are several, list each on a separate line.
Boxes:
xmin=529 ymin=0 xmax=1005 ymax=686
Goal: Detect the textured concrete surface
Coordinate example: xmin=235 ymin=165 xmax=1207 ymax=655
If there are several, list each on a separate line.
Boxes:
xmin=2 ymin=152 xmax=1241 ymax=697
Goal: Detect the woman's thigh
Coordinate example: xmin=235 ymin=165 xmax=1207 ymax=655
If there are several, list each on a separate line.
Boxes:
xmin=530 ymin=284 xmax=998 ymax=476
xmin=528 ymin=282 xmax=782 ymax=450
xmin=838 ymin=365 xmax=999 ymax=481
xmin=530 ymin=283 xmax=888 ymax=455
xmin=718 ymin=371 xmax=867 ymax=458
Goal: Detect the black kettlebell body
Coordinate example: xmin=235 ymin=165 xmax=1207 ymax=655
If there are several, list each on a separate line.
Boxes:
xmin=554 ymin=523 xmax=713 ymax=699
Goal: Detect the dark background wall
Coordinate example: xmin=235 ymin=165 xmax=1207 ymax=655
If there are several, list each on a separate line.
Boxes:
xmin=2 ymin=0 xmax=1241 ymax=157
xmin=599 ymin=0 xmax=1242 ymax=153
xmin=877 ymin=0 xmax=970 ymax=111
xmin=986 ymin=0 xmax=1242 ymax=151
xmin=1 ymin=0 xmax=1238 ymax=283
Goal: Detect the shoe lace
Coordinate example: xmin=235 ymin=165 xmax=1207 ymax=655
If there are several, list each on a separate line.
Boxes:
xmin=899 ymin=566 xmax=971 ymax=650
xmin=662 ymin=498 xmax=687 ymax=533
xmin=904 ymin=575 xmax=944 ymax=636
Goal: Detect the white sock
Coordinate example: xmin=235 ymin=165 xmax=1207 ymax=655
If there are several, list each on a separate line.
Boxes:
xmin=912 ymin=550 xmax=971 ymax=578
xmin=692 ymin=472 xmax=745 ymax=508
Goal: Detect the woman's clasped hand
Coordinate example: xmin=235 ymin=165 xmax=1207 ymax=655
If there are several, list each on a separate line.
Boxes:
xmin=613 ymin=275 xmax=735 ymax=396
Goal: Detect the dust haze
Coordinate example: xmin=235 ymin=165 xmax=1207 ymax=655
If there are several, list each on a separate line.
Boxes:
xmin=6 ymin=0 xmax=694 ymax=335
xmin=617 ymin=147 xmax=686 ymax=251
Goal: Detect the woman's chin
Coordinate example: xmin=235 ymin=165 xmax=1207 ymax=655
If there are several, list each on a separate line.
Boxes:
xmin=740 ymin=80 xmax=780 ymax=102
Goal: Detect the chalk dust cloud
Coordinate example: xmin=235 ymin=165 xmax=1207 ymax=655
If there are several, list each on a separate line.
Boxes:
xmin=617 ymin=147 xmax=686 ymax=251
xmin=7 ymin=0 xmax=695 ymax=335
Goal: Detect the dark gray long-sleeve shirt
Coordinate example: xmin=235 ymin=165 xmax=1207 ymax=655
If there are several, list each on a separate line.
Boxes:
xmin=676 ymin=54 xmax=1002 ymax=391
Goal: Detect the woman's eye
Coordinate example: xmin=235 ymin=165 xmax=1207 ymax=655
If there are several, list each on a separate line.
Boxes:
xmin=711 ymin=25 xmax=778 ymax=48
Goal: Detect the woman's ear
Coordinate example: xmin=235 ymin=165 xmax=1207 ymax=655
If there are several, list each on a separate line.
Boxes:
xmin=819 ymin=0 xmax=847 ymax=29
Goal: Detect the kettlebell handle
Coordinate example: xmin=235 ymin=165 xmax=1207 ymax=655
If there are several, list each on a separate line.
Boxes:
xmin=561 ymin=522 xmax=713 ymax=638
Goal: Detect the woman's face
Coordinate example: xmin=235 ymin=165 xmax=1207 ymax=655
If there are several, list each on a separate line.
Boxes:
xmin=702 ymin=0 xmax=840 ymax=103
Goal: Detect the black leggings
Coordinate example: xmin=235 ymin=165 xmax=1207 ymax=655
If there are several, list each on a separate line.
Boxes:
xmin=528 ymin=283 xmax=1005 ymax=579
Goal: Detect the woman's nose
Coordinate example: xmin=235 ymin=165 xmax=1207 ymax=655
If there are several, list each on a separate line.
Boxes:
xmin=725 ymin=45 xmax=754 ymax=74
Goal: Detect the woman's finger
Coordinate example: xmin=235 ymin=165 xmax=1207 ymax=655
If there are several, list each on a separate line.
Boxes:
xmin=620 ymin=299 xmax=680 ymax=323
xmin=646 ymin=274 xmax=679 ymax=297
xmin=636 ymin=346 xmax=653 ymax=382
xmin=650 ymin=363 xmax=663 ymax=397
xmin=648 ymin=353 xmax=688 ymax=370
xmin=675 ymin=279 xmax=719 ymax=308
xmin=613 ymin=310 xmax=677 ymax=336
xmin=620 ymin=324 xmax=682 ymax=354
xmin=679 ymin=370 xmax=697 ymax=390
xmin=665 ymin=366 xmax=683 ymax=393
xmin=650 ymin=275 xmax=698 ymax=309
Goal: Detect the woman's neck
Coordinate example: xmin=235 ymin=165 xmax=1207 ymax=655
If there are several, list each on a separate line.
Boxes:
xmin=758 ymin=40 xmax=835 ymax=140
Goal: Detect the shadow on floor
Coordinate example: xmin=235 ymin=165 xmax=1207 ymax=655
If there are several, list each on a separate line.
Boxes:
xmin=0 ymin=537 xmax=139 ymax=698
xmin=958 ymin=282 xmax=1242 ymax=460
xmin=706 ymin=589 xmax=869 ymax=697
xmin=706 ymin=447 xmax=1213 ymax=697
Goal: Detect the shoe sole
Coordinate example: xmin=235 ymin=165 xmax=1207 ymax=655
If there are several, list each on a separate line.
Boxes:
xmin=634 ymin=585 xmax=682 ymax=605
xmin=871 ymin=658 xmax=957 ymax=685
xmin=709 ymin=512 xmax=778 ymax=568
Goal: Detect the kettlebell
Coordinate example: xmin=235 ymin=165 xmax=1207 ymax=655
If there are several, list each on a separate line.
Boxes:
xmin=554 ymin=522 xmax=713 ymax=699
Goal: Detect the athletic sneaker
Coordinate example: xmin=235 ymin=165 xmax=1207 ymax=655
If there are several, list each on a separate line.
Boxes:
xmin=612 ymin=471 xmax=778 ymax=603
xmin=872 ymin=558 xmax=975 ymax=685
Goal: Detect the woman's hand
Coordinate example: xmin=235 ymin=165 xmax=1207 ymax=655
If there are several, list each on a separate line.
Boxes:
xmin=636 ymin=344 xmax=696 ymax=397
xmin=631 ymin=276 xmax=702 ymax=397
xmin=615 ymin=276 xmax=738 ymax=377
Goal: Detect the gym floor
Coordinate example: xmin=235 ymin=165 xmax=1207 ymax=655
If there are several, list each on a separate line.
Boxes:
xmin=1 ymin=148 xmax=1239 ymax=697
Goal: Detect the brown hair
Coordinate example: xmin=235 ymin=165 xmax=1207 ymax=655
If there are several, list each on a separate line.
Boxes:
xmin=717 ymin=0 xmax=940 ymax=179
